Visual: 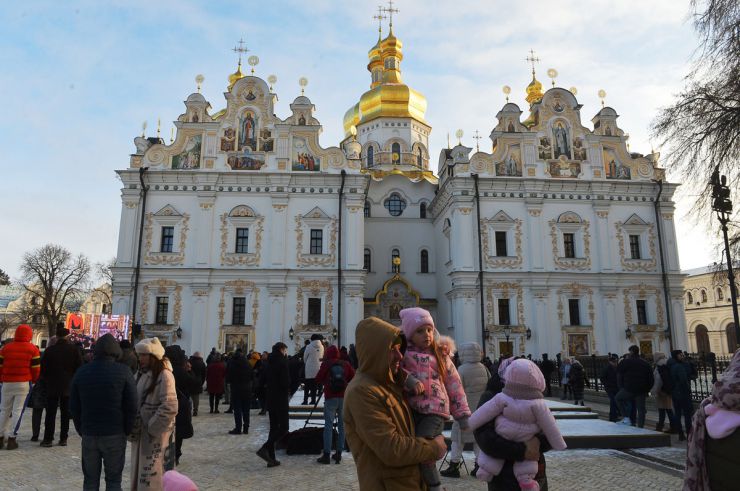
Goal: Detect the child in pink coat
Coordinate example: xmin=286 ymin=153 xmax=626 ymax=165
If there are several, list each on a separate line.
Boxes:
xmin=399 ymin=308 xmax=470 ymax=491
xmin=469 ymin=358 xmax=566 ymax=490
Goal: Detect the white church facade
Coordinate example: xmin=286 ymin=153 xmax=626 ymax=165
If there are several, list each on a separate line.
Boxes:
xmin=111 ymin=24 xmax=687 ymax=358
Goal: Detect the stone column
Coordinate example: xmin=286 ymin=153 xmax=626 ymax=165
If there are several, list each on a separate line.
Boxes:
xmin=602 ymin=291 xmax=621 ymax=354
xmin=271 ymin=199 xmax=289 ymax=267
xmin=190 ymin=287 xmax=211 ymax=353
xmin=532 ymin=289 xmax=550 ymax=355
xmin=452 ymin=206 xmax=475 ymax=271
xmin=345 ymin=199 xmax=365 ymax=269
xmin=267 ymin=287 xmax=286 ymax=349
xmin=526 ymin=207 xmax=545 ymax=270
xmin=117 ymin=194 xmax=141 ymax=266
xmin=196 ymin=199 xmax=215 ymax=266
xmin=593 ymin=208 xmax=613 ymax=271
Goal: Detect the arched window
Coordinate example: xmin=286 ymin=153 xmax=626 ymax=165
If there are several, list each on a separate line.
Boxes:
xmin=364 ymin=248 xmax=371 ymax=271
xmin=364 ymin=200 xmax=371 ymax=218
xmin=696 ymin=325 xmax=710 ymax=353
xmin=392 ymin=142 xmax=401 ymax=165
xmin=420 ymin=249 xmax=429 ymax=273
xmin=384 ymin=193 xmax=407 ymax=216
xmin=367 ymin=145 xmax=374 ymax=166
xmin=701 ymin=290 xmax=708 ymax=303
xmin=417 ymin=146 xmax=423 ymax=167
xmin=420 ymin=202 xmax=427 ymax=219
xmin=727 ymin=323 xmax=737 ymax=352
xmin=717 ymin=288 xmax=724 ymax=301
xmin=392 ymin=249 xmax=400 ymax=273
xmin=687 ymin=292 xmax=694 ymax=304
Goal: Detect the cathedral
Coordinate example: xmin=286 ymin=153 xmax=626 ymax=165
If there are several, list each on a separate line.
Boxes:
xmin=111 ymin=18 xmax=688 ymax=359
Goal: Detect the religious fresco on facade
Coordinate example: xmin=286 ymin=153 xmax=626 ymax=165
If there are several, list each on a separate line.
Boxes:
xmin=227 ymin=150 xmax=265 ymax=170
xmin=292 ymin=136 xmax=320 ymax=171
xmin=573 ymin=138 xmax=587 ymax=161
xmin=552 ymin=121 xmax=571 ymax=159
xmin=538 ymin=136 xmax=552 ymax=160
xmin=220 ymin=127 xmax=236 ymax=152
xmin=496 ymin=147 xmax=522 ymax=176
xmin=548 ymin=160 xmax=581 ymax=178
xmin=603 ymin=148 xmax=631 ymax=179
xmin=260 ymin=129 xmax=274 ymax=152
xmin=171 ymin=135 xmax=201 ymax=169
xmin=239 ymin=111 xmax=258 ymax=150
xmin=568 ymin=333 xmax=589 ymax=356
xmin=225 ymin=333 xmax=249 ymax=353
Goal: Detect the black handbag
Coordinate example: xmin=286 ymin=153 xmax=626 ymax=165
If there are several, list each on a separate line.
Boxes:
xmin=27 ymin=379 xmax=47 ymax=409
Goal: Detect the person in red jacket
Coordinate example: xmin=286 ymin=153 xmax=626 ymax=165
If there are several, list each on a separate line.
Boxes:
xmin=206 ymin=353 xmax=226 ymax=413
xmin=0 ymin=324 xmax=41 ymax=450
xmin=315 ymin=344 xmax=355 ymax=464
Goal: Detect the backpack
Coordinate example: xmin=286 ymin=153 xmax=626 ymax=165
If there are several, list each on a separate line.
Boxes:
xmin=658 ymin=365 xmax=674 ymax=395
xmin=328 ymin=362 xmax=347 ymax=393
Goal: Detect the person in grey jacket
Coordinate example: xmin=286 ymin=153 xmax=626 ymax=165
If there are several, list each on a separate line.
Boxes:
xmin=441 ymin=341 xmax=491 ymax=478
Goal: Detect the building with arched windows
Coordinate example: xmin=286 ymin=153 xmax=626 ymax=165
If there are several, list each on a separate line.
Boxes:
xmin=683 ymin=266 xmax=739 ymax=355
xmin=111 ymin=19 xmax=687 ymax=358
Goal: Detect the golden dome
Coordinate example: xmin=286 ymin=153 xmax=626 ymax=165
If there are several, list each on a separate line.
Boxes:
xmin=525 ymin=75 xmax=544 ymax=104
xmin=228 ymin=61 xmax=245 ymax=90
xmin=343 ymin=30 xmax=427 ymax=136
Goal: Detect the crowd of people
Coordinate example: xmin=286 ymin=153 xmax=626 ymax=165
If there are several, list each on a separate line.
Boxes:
xmin=0 ymin=313 xmax=739 ymax=490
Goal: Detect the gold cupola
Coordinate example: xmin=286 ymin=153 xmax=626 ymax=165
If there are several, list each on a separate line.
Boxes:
xmin=343 ymin=26 xmax=428 ymax=136
xmin=227 ymin=60 xmax=245 ymax=90
xmin=525 ymin=75 xmax=544 ymax=104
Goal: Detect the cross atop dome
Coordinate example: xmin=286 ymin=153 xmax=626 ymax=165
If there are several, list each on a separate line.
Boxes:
xmin=382 ymin=0 xmax=399 ymax=31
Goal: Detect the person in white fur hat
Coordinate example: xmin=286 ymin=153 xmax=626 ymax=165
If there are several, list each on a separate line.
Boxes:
xmin=130 ymin=337 xmax=178 ymax=491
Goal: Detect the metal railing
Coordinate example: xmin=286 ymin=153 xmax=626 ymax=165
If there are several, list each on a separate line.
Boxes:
xmin=531 ymin=351 xmax=734 ymax=403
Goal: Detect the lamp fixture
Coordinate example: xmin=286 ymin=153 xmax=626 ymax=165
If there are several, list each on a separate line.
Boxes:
xmin=175 ymin=326 xmax=183 ymax=339
xmin=289 ymin=327 xmax=295 ymax=340
xmin=332 ymin=327 xmax=338 ymax=339
xmin=526 ymin=327 xmax=532 ymax=340
xmin=625 ymin=327 xmax=632 ymax=339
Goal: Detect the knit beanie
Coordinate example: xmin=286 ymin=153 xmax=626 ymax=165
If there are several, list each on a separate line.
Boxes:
xmin=502 ymin=358 xmax=545 ymax=400
xmin=135 ymin=337 xmax=166 ymax=360
xmin=163 ymin=470 xmax=198 ymax=491
xmin=399 ymin=307 xmax=435 ymax=340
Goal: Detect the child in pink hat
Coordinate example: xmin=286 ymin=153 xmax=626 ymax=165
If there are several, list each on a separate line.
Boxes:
xmin=469 ymin=358 xmax=566 ymax=490
xmin=399 ymin=307 xmax=470 ymax=491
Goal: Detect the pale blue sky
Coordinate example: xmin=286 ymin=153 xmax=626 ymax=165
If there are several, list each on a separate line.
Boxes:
xmin=0 ymin=0 xmax=719 ymax=278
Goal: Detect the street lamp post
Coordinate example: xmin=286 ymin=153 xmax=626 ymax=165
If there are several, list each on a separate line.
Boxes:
xmin=711 ymin=166 xmax=740 ymax=349
xmin=503 ymin=325 xmax=512 ymax=356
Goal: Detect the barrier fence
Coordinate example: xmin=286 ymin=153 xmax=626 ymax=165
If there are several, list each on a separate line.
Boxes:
xmin=531 ymin=352 xmax=734 ymax=403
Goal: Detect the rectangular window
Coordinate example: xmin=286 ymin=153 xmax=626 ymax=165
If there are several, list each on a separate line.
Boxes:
xmin=636 ymin=299 xmax=648 ymax=325
xmin=629 ymin=234 xmax=641 ymax=259
xmin=498 ymin=298 xmax=511 ymax=326
xmin=364 ymin=249 xmax=371 ymax=271
xmin=235 ymin=228 xmax=249 ymax=253
xmin=160 ymin=226 xmax=174 ymax=253
xmin=420 ymin=250 xmax=429 ymax=273
xmin=307 ymin=297 xmax=322 ymax=325
xmin=232 ymin=297 xmax=246 ymax=325
xmin=568 ymin=299 xmax=581 ymax=326
xmin=155 ymin=296 xmax=169 ymax=324
xmin=563 ymin=233 xmax=576 ymax=258
xmin=495 ymin=231 xmax=508 ymax=257
xmin=310 ymin=229 xmax=323 ymax=254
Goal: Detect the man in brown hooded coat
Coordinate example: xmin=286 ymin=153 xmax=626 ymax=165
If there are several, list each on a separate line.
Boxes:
xmin=344 ymin=317 xmax=446 ymax=490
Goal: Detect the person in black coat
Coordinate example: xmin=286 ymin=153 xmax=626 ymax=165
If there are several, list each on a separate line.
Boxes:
xmin=474 ymin=372 xmax=551 ymax=490
xmin=188 ymin=352 xmax=206 ymax=416
xmin=599 ymin=354 xmax=621 ymax=421
xmin=615 ymin=345 xmax=654 ymax=428
xmin=256 ymin=342 xmax=291 ymax=467
xmin=40 ymin=325 xmax=83 ymax=446
xmin=226 ymin=349 xmax=254 ymax=434
xmin=69 ymin=334 xmax=137 ymax=491
xmin=164 ymin=345 xmax=200 ymax=466
xmin=539 ymin=354 xmax=556 ymax=397
xmin=569 ymin=360 xmax=586 ymax=406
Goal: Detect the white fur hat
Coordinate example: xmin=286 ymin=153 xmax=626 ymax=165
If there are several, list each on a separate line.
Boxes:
xmin=135 ymin=337 xmax=165 ymax=360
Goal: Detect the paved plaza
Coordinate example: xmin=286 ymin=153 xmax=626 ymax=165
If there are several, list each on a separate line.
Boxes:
xmin=2 ymin=397 xmax=689 ymax=491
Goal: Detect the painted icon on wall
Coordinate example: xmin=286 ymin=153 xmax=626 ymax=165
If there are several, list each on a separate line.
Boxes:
xmin=171 ymin=135 xmax=201 ymax=169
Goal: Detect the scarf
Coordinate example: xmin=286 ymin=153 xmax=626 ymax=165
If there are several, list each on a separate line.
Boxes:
xmin=684 ymin=349 xmax=740 ymax=490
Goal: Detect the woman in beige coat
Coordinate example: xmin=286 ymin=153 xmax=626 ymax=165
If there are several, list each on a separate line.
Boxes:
xmin=130 ymin=338 xmax=178 ymax=491
xmin=651 ymin=352 xmax=675 ymax=433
